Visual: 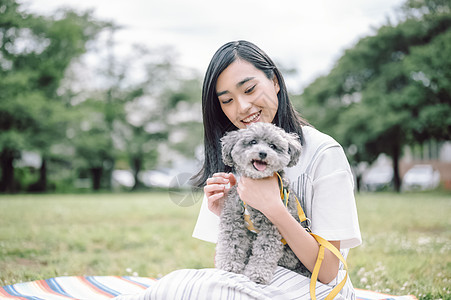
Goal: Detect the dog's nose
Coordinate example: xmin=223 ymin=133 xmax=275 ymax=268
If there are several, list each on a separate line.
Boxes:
xmin=259 ymin=152 xmax=267 ymax=159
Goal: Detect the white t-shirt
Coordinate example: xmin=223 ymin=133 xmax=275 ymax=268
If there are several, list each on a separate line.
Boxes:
xmin=192 ymin=126 xmax=362 ymax=250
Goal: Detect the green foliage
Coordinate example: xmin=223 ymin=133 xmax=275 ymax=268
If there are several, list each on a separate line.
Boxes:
xmin=403 ymin=29 xmax=451 ymax=140
xmin=0 ymin=0 xmax=105 ymax=192
xmin=0 ymin=1 xmax=203 ymax=192
xmin=163 ymin=77 xmax=203 ymax=159
xmin=101 ymin=46 xmax=199 ymax=189
xmin=71 ymin=101 xmax=115 ymax=169
xmin=300 ymin=0 xmax=451 ymax=191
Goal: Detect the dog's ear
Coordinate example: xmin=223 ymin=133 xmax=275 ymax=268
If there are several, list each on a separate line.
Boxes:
xmin=285 ymin=132 xmax=302 ymax=167
xmin=220 ymin=130 xmax=240 ymax=167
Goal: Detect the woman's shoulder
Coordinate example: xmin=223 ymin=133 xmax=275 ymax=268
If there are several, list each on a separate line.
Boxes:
xmin=286 ymin=126 xmax=343 ymax=178
xmin=302 ymin=126 xmax=339 ymax=149
xmin=300 ymin=126 xmax=342 ymax=159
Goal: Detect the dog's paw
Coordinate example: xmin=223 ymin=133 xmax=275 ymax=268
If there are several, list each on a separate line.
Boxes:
xmin=244 ymin=269 xmax=272 ymax=285
xmin=217 ymin=261 xmax=246 ymax=274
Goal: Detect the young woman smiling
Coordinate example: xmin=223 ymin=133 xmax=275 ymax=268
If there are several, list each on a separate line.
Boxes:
xmin=114 ymin=40 xmax=361 ymax=300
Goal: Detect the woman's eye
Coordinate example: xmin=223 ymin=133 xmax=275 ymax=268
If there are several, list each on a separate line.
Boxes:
xmin=245 ymin=85 xmax=256 ymax=94
xmin=221 ymin=98 xmax=233 ymax=104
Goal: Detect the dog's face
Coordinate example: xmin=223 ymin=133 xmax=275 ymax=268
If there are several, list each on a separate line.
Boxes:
xmin=221 ymin=123 xmax=302 ymax=179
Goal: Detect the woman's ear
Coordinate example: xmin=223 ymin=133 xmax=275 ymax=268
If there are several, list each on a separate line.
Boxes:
xmin=220 ymin=130 xmax=240 ymax=167
xmin=273 ymin=75 xmax=280 ymax=94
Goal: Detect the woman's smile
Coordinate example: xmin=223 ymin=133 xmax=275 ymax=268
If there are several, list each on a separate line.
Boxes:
xmin=241 ymin=110 xmax=261 ymax=125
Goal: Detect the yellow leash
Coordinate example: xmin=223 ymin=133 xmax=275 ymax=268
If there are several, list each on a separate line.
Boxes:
xmin=242 ymin=172 xmax=348 ymax=299
xmin=309 ymin=233 xmax=348 ymax=300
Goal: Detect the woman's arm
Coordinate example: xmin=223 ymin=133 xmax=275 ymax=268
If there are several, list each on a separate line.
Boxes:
xmin=266 ymin=204 xmax=340 ymax=284
xmin=237 ymin=175 xmax=340 ymax=284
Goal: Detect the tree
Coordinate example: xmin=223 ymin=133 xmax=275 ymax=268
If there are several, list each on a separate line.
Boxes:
xmin=114 ymin=46 xmax=184 ymax=190
xmin=299 ymin=0 xmax=451 ymax=192
xmin=67 ymin=99 xmax=115 ymax=190
xmin=0 ymin=0 xmax=104 ymax=192
xmin=164 ymin=77 xmax=203 ymax=160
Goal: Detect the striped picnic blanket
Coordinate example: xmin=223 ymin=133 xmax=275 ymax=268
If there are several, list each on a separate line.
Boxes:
xmin=0 ymin=276 xmax=417 ymax=300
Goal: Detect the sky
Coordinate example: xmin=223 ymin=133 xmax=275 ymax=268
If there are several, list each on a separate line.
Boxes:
xmin=20 ymin=0 xmax=406 ymax=92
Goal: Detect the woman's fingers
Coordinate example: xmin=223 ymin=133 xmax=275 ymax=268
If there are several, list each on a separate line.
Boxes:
xmin=204 ymin=173 xmax=235 ymax=216
xmin=203 ymin=183 xmax=225 ymax=195
xmin=209 ymin=173 xmax=236 ymax=186
xmin=207 ymin=191 xmax=224 ymax=203
xmin=206 ymin=190 xmax=225 ymax=216
xmin=206 ymin=177 xmax=228 ymax=185
xmin=227 ymin=173 xmax=237 ymax=187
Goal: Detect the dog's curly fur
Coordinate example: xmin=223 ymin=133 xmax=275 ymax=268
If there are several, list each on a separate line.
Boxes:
xmin=215 ymin=122 xmax=310 ymax=285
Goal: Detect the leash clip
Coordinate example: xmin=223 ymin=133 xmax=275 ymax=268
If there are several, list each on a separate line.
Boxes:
xmin=304 ymin=218 xmax=312 ymax=232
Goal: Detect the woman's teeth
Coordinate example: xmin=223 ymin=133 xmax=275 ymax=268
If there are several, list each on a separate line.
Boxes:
xmin=242 ymin=112 xmax=260 ymax=123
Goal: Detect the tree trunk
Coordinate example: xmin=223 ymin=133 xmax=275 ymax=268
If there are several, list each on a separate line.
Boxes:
xmin=29 ymin=157 xmax=47 ymax=192
xmin=102 ymin=158 xmax=114 ymax=191
xmin=392 ymin=143 xmax=401 ymax=193
xmin=351 ymin=164 xmax=362 ymax=193
xmin=132 ymin=156 xmax=142 ymax=191
xmin=355 ymin=174 xmax=362 ymax=193
xmin=91 ymin=167 xmax=103 ymax=190
xmin=0 ymin=150 xmax=15 ymax=192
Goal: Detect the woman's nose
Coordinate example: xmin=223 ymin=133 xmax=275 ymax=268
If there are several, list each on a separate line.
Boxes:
xmin=236 ymin=97 xmax=252 ymax=114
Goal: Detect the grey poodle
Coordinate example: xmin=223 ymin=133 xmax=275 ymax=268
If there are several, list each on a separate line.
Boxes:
xmin=215 ymin=122 xmax=310 ymax=285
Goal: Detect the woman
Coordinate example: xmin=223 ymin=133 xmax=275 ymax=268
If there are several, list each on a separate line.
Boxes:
xmin=116 ymin=40 xmax=361 ymax=300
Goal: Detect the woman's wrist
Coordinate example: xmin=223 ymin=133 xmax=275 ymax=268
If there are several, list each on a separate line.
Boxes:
xmin=264 ymin=201 xmax=291 ymax=225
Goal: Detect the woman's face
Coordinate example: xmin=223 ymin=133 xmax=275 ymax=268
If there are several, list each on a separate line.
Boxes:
xmin=216 ymin=59 xmax=279 ymax=129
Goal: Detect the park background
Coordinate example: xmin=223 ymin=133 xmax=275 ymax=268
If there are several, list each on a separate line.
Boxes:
xmin=1 ymin=0 xmax=450 ymax=299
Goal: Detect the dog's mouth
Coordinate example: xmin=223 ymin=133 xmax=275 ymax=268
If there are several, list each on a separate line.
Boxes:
xmin=252 ymin=160 xmax=268 ymax=171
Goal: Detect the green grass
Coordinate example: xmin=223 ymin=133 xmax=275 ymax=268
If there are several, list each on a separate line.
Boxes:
xmin=349 ymin=192 xmax=451 ymax=299
xmin=0 ymin=192 xmax=216 ymax=285
xmin=0 ymin=191 xmax=450 ymax=299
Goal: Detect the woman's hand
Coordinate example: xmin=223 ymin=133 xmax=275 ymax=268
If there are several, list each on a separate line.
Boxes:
xmin=204 ymin=172 xmax=237 ymax=216
xmin=237 ymin=174 xmax=283 ymax=216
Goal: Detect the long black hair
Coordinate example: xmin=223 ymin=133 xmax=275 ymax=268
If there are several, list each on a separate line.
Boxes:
xmin=192 ymin=40 xmax=309 ymax=187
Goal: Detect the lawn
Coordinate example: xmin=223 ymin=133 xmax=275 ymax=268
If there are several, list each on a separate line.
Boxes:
xmin=0 ymin=191 xmax=450 ymax=299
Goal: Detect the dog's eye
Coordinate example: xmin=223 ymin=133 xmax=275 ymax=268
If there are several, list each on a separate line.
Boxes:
xmin=269 ymin=144 xmax=277 ymax=150
xmin=249 ymin=140 xmax=257 ymax=145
